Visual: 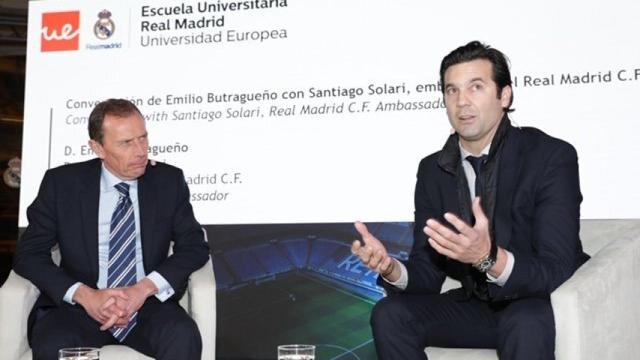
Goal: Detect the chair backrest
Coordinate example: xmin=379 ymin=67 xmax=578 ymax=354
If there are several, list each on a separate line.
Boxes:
xmin=578 ymin=219 xmax=633 ymax=255
xmin=439 ymin=219 xmax=629 ymax=293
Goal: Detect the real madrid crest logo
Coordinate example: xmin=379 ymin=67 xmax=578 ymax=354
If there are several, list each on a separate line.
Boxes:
xmin=94 ymin=10 xmax=115 ymax=40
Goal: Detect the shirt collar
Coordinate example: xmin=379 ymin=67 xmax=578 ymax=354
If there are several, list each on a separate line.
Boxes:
xmin=459 ymin=142 xmax=491 ymax=160
xmin=100 ymin=163 xmax=138 ymax=193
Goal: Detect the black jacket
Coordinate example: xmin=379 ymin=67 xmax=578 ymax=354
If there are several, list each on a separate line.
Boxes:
xmin=383 ymin=117 xmax=589 ymax=302
xmin=14 ymin=158 xmax=210 ymax=323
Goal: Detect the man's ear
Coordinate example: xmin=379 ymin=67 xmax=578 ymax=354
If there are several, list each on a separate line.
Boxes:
xmin=89 ymin=139 xmax=105 ymax=159
xmin=500 ymin=85 xmax=512 ymax=108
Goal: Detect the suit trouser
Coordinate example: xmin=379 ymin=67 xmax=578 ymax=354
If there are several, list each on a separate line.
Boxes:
xmin=370 ymin=291 xmax=555 ymax=360
xmin=29 ymin=297 xmax=202 ymax=360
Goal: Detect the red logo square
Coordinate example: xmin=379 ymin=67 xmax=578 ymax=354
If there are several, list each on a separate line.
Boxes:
xmin=41 ymin=11 xmax=80 ymax=52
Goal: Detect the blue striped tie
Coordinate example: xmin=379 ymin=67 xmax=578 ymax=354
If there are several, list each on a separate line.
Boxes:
xmin=108 ymin=182 xmax=138 ymax=341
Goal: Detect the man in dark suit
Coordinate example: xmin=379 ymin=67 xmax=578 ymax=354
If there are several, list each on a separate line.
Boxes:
xmin=352 ymin=41 xmax=589 ymax=359
xmin=13 ymin=99 xmax=210 ymax=360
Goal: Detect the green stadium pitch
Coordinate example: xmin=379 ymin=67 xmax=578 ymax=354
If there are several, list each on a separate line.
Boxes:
xmin=217 ymin=271 xmax=378 ymax=360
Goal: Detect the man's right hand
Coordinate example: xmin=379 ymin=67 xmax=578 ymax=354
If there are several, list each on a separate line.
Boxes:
xmin=73 ymin=285 xmax=129 ymax=328
xmin=352 ymin=221 xmax=400 ymax=282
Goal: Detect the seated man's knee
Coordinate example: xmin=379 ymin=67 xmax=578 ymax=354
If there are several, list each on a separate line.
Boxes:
xmin=164 ymin=317 xmax=202 ymax=350
xmin=30 ymin=307 xmax=109 ymax=360
xmin=31 ymin=328 xmax=82 ymax=360
xmin=497 ymin=298 xmax=555 ymax=350
xmin=499 ymin=299 xmax=553 ymax=331
xmin=371 ymin=296 xmax=413 ymax=332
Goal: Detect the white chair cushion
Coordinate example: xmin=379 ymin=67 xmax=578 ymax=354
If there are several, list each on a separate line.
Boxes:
xmin=427 ymin=347 xmax=497 ymax=359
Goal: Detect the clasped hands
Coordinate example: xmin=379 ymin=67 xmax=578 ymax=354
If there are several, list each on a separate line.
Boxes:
xmin=352 ymin=198 xmax=493 ymax=280
xmin=75 ymin=278 xmax=157 ymax=331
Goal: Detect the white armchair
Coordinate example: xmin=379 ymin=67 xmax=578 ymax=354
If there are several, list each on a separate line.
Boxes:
xmin=425 ymin=219 xmax=640 ymax=360
xmin=551 ymin=220 xmax=640 ymax=360
xmin=0 ymin=231 xmax=216 ymax=360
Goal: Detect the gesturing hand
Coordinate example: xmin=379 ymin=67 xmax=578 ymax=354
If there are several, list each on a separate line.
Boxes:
xmin=352 ymin=221 xmax=399 ymax=281
xmin=424 ymin=197 xmax=492 ymax=265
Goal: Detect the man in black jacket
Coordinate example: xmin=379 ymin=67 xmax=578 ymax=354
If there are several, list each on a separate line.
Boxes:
xmin=14 ymin=99 xmax=210 ymax=360
xmin=352 ymin=41 xmax=588 ymax=359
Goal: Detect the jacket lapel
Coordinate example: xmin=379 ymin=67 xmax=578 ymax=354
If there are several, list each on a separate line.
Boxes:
xmin=138 ymin=165 xmax=156 ymax=273
xmin=79 ymin=159 xmax=101 ymax=284
xmin=494 ymin=124 xmax=523 ymax=249
xmin=437 ymin=133 xmax=465 ymax=218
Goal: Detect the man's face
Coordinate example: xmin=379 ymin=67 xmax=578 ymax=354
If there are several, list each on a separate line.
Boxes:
xmin=89 ymin=112 xmax=149 ymax=181
xmin=443 ymin=59 xmax=511 ymax=151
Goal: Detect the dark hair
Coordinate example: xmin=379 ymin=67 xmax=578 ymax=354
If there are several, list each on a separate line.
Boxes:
xmin=88 ymin=98 xmax=143 ymax=143
xmin=440 ymin=41 xmax=514 ymax=113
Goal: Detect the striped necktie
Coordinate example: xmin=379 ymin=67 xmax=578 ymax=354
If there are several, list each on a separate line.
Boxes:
xmin=108 ymin=182 xmax=138 ymax=341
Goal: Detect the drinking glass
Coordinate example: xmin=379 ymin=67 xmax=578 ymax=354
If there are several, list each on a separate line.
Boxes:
xmin=58 ymin=347 xmax=99 ymax=360
xmin=278 ymin=344 xmax=316 ymax=360
xmin=277 ymin=344 xmax=315 ymax=360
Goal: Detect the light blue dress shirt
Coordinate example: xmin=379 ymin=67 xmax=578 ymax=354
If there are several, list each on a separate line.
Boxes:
xmin=63 ymin=164 xmax=174 ymax=303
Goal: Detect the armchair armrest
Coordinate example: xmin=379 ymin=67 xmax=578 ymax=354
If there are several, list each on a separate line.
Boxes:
xmin=187 ymin=257 xmax=216 ymax=360
xmin=551 ymin=232 xmax=640 ymax=360
xmin=0 ymin=271 xmax=40 ymax=360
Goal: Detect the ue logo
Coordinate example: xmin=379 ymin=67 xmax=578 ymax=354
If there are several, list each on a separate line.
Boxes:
xmin=41 ymin=11 xmax=80 ymax=52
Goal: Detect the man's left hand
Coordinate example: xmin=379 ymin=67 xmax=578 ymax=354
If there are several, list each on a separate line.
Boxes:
xmin=424 ymin=197 xmax=491 ymax=265
xmin=99 ymin=278 xmax=158 ymax=331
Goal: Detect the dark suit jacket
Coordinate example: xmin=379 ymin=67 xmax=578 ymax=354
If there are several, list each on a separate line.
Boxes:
xmin=391 ymin=118 xmax=589 ymax=302
xmin=13 ymin=158 xmax=210 ymax=320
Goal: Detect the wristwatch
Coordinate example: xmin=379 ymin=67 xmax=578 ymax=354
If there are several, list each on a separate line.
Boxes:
xmin=474 ymin=242 xmax=497 ymax=273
